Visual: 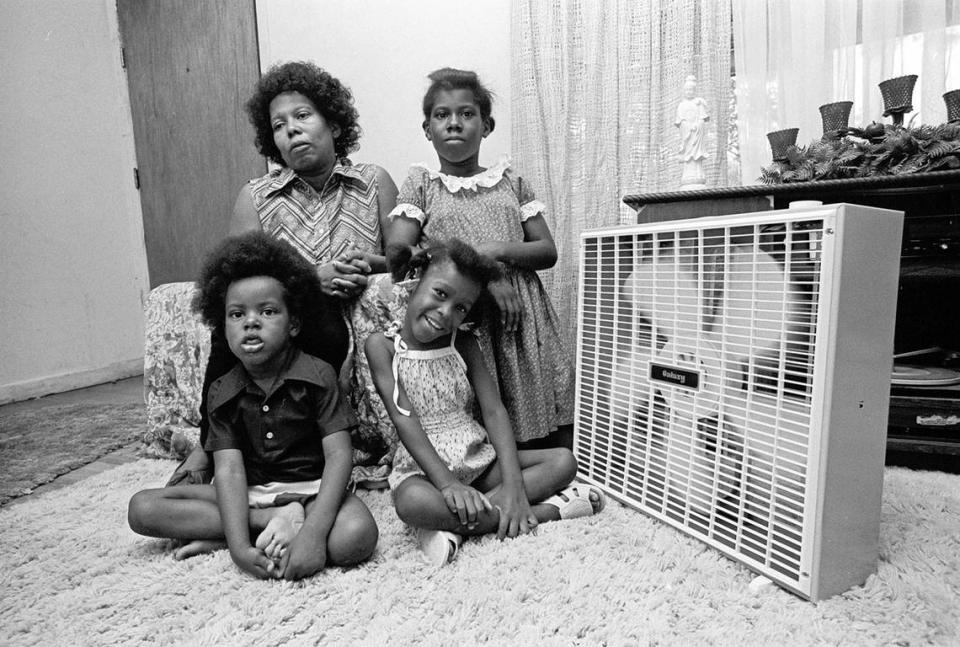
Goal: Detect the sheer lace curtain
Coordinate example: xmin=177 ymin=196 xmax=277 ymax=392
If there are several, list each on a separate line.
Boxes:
xmin=511 ymin=0 xmax=732 ymax=350
xmin=734 ymin=0 xmax=960 ymax=185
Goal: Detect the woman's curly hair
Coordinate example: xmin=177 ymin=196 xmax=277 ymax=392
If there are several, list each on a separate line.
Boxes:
xmin=193 ymin=231 xmax=325 ymax=336
xmin=422 ymin=67 xmax=496 ymax=132
xmin=245 ymin=61 xmax=361 ymax=165
xmin=387 ymin=238 xmax=501 ymax=324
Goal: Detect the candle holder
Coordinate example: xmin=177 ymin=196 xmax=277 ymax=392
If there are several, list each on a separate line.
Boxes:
xmin=878 ymin=74 xmax=917 ymax=126
xmin=767 ymin=128 xmax=799 ymax=162
xmin=819 ymin=101 xmax=853 ymax=138
xmin=944 ymin=89 xmax=960 ymax=124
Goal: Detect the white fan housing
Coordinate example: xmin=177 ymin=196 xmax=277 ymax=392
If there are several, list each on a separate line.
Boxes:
xmin=574 ymin=203 xmax=903 ymax=601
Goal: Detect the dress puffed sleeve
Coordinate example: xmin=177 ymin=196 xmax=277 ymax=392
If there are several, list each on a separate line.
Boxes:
xmin=508 ymin=169 xmax=547 ymax=222
xmin=388 ymin=166 xmax=428 ymax=226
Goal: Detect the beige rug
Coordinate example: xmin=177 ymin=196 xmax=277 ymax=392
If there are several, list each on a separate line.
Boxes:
xmin=1 ymin=459 xmax=957 ymax=646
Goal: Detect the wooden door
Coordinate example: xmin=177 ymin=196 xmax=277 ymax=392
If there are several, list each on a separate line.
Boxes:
xmin=118 ymin=0 xmax=264 ymax=287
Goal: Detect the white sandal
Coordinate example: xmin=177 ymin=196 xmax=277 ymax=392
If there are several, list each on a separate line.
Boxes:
xmin=543 ymin=483 xmax=606 ymax=520
xmin=417 ymin=528 xmax=463 ymax=567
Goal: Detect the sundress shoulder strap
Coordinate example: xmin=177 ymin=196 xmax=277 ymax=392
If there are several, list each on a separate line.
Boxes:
xmin=390 ymin=334 xmax=412 ymax=417
xmin=450 ymin=328 xmax=467 ymax=372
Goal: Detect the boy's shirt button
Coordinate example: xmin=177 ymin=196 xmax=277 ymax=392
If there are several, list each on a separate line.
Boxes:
xmin=266 ymin=432 xmax=274 ymax=439
xmin=262 ymin=405 xmax=270 ymax=412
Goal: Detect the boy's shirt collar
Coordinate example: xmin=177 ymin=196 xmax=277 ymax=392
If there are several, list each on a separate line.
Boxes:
xmin=207 ymin=347 xmax=329 ymax=411
xmin=263 ymin=159 xmax=369 ymax=196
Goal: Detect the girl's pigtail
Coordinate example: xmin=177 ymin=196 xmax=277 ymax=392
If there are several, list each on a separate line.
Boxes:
xmin=386 ymin=242 xmax=415 ymax=282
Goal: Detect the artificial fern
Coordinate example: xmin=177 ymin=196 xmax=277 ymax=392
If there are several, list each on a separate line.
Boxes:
xmin=760 ymin=121 xmax=960 ymax=184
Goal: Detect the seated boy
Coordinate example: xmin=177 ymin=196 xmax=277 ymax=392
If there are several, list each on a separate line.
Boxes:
xmin=128 ymin=231 xmax=378 ymax=580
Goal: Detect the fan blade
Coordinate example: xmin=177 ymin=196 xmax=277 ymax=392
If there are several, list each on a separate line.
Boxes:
xmin=710 ymin=245 xmax=805 ymax=393
xmin=721 ymin=245 xmax=799 ymax=361
xmin=622 ymin=253 xmax=702 ymax=335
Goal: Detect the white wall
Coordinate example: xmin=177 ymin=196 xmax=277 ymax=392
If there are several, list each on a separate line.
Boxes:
xmin=0 ymin=0 xmax=149 ymax=403
xmin=255 ymin=0 xmax=512 ymax=186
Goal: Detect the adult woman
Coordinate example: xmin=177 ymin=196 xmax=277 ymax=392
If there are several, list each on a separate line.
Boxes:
xmin=169 ymin=61 xmax=398 ymax=487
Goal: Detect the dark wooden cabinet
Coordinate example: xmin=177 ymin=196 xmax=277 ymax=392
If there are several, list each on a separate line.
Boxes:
xmin=623 ymin=170 xmax=960 ymax=466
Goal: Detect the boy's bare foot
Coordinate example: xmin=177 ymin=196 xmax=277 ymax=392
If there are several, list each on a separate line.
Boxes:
xmin=173 ymin=538 xmax=227 ymax=560
xmin=255 ymin=502 xmax=306 ymax=560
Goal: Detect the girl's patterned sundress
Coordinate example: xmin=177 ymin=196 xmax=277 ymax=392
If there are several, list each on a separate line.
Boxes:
xmin=385 ymin=326 xmax=496 ymax=491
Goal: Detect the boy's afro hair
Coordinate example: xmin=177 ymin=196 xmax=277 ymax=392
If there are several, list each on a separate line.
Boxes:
xmin=245 ymin=60 xmax=361 ymax=165
xmin=192 ymin=231 xmax=324 ymax=334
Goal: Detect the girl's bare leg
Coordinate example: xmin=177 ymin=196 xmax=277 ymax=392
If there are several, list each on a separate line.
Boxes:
xmin=393 ymin=447 xmax=580 ymax=536
xmin=473 ymin=447 xmax=579 ymax=522
xmin=393 ymin=476 xmax=483 ymax=533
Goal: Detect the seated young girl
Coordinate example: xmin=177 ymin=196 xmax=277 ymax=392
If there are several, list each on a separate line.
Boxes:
xmin=364 ymin=239 xmax=604 ymax=566
xmin=127 ymin=231 xmax=378 ymax=580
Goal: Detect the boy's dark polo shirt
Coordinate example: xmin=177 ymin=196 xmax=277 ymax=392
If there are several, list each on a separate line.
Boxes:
xmin=204 ymin=348 xmax=356 ymax=486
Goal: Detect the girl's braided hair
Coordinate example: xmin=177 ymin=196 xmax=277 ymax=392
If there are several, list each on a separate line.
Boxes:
xmin=387 ymin=238 xmax=501 ymax=324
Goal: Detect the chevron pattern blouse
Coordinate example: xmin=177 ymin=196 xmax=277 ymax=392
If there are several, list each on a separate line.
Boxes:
xmin=249 ymin=160 xmax=382 ymax=264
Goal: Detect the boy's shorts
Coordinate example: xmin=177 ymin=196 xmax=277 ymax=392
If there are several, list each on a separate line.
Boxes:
xmin=247 ymin=479 xmax=322 ymax=508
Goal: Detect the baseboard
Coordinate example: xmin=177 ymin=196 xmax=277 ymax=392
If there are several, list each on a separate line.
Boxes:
xmin=0 ymin=358 xmax=144 ymax=406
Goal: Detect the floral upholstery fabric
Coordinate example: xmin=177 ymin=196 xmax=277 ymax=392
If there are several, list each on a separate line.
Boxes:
xmin=142 ymin=282 xmax=209 ymax=460
xmin=345 ymin=274 xmax=413 ymax=484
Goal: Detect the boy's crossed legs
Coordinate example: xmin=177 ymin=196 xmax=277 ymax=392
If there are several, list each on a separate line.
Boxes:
xmin=127 ymin=484 xmax=376 ymax=575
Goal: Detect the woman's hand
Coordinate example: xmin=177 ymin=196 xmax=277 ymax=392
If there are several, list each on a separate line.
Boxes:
xmin=337 ymin=247 xmax=373 ymax=274
xmin=317 ymin=247 xmax=372 ymax=299
xmin=440 ymin=481 xmax=494 ymax=529
xmin=488 ymin=278 xmax=523 ymax=332
xmin=231 ymin=545 xmax=280 ymax=580
xmin=489 ymin=483 xmax=538 ymax=540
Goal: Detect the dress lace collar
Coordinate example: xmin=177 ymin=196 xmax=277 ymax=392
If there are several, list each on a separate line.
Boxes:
xmin=413 ymin=155 xmax=511 ymax=193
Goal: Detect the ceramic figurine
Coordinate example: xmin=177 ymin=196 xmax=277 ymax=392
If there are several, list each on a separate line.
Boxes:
xmin=675 ymin=75 xmax=710 ymax=189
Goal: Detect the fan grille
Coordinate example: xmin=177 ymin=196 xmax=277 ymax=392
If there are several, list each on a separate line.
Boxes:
xmin=575 ymin=215 xmax=828 ymax=591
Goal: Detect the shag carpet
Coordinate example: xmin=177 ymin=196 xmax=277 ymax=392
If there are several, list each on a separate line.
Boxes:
xmin=0 ymin=459 xmax=957 ymax=646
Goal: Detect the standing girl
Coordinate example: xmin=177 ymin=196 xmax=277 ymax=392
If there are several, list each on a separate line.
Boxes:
xmin=365 ymin=240 xmax=603 ymax=566
xmin=387 ymin=67 xmax=573 ymax=448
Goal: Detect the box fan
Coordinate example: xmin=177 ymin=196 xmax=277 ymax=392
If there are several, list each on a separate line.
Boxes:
xmin=574 ymin=203 xmax=903 ymax=601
